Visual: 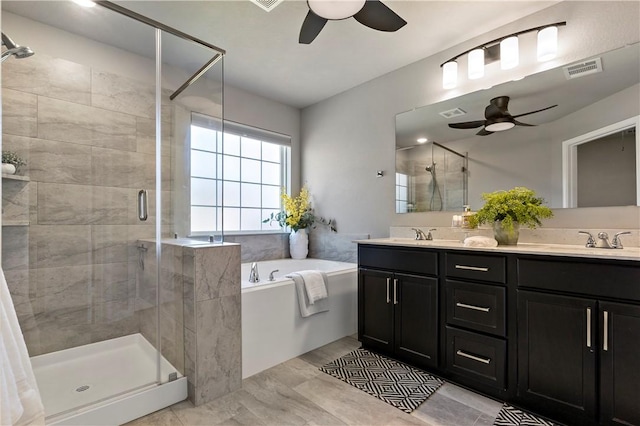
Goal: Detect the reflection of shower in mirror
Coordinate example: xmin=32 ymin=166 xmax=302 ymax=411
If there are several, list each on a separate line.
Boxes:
xmin=426 ymin=162 xmax=443 ymax=211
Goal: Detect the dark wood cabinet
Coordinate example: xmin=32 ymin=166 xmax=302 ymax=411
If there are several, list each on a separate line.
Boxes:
xmin=517 ymin=291 xmax=597 ymax=425
xmin=359 ymin=268 xmax=438 ymax=369
xmin=599 ymin=301 xmax=640 ymax=426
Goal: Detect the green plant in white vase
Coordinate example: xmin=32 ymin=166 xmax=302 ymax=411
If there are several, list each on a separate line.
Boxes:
xmin=1 ymin=151 xmax=26 ymax=175
xmin=468 ymin=187 xmax=553 ymax=245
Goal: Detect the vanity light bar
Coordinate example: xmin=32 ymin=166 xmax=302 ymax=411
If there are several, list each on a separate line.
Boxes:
xmin=440 ymin=21 xmax=566 ymax=89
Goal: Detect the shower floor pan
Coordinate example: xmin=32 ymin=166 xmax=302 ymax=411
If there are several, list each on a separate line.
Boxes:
xmin=31 ymin=333 xmax=187 ymax=425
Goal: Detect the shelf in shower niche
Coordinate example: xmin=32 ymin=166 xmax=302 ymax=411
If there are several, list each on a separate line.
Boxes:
xmin=2 ymin=220 xmax=30 ymax=226
xmin=2 ymin=173 xmax=30 ymax=182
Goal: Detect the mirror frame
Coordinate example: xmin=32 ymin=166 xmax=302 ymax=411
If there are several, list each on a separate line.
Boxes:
xmin=562 ymin=115 xmax=640 ymax=208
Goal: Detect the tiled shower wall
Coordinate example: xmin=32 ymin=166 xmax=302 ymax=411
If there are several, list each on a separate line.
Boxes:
xmin=1 ymin=52 xmax=173 ymax=356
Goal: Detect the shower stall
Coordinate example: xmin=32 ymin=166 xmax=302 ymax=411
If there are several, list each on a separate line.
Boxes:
xmin=396 ymin=141 xmax=468 ymax=213
xmin=1 ymin=1 xmax=224 ymax=424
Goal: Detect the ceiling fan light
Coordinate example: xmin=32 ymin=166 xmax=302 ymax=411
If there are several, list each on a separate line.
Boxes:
xmin=468 ymin=49 xmax=484 ymax=80
xmin=72 ymin=0 xmax=96 ymax=7
xmin=307 ymin=0 xmax=366 ymax=20
xmin=500 ymin=36 xmax=519 ymax=70
xmin=442 ymin=61 xmax=458 ymax=89
xmin=485 ymin=121 xmax=516 ymax=132
xmin=537 ymin=26 xmax=558 ymax=62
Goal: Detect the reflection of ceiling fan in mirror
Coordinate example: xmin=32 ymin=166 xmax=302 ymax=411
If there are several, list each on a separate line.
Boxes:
xmin=299 ymin=0 xmax=407 ymax=44
xmin=448 ymin=96 xmax=558 ymax=136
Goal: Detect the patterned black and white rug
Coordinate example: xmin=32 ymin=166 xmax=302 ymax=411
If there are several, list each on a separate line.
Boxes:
xmin=494 ymin=404 xmax=557 ymax=426
xmin=320 ymin=348 xmax=444 ymax=413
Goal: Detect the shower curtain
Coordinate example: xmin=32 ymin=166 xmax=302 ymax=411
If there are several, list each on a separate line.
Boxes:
xmin=0 ymin=268 xmax=45 ymax=425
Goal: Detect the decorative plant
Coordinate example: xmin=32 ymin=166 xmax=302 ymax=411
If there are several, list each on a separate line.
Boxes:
xmin=2 ymin=151 xmax=26 ymax=170
xmin=468 ymin=186 xmax=553 ymax=232
xmin=263 ymin=185 xmax=337 ymax=232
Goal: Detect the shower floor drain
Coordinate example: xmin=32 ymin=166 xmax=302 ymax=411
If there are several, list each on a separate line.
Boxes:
xmin=75 ymin=385 xmax=90 ymax=392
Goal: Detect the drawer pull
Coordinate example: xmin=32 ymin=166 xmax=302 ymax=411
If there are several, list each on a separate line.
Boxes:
xmin=455 ymin=265 xmax=490 ymax=272
xmin=456 ymin=302 xmax=490 ymax=313
xmin=586 ymin=307 xmax=592 ymax=348
xmin=386 ymin=278 xmax=391 ymax=304
xmin=456 ymin=350 xmax=491 ymax=364
xmin=603 ymin=310 xmax=609 ymax=352
xmin=393 ymin=278 xmax=398 ymax=305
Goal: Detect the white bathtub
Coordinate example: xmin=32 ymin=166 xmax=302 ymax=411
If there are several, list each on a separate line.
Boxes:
xmin=241 ymin=258 xmax=358 ymax=378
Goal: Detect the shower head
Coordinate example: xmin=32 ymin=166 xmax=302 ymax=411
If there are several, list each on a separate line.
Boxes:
xmin=1 ymin=32 xmax=34 ymax=62
xmin=425 ymin=162 xmax=436 ymax=173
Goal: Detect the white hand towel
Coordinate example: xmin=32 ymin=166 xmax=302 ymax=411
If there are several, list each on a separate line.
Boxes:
xmin=288 ymin=272 xmax=330 ymax=318
xmin=463 ymin=236 xmax=499 ymax=248
xmin=296 ymin=270 xmax=328 ymax=305
xmin=0 ymin=269 xmax=45 ymax=426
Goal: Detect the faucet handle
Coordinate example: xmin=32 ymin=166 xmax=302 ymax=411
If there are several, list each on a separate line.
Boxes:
xmin=578 ymin=231 xmax=596 ymax=248
xmin=411 ymin=228 xmax=426 ymax=240
xmin=269 ymin=269 xmax=279 ymax=281
xmin=612 ymin=231 xmax=631 ymax=249
xmin=427 ymin=228 xmax=436 ymax=241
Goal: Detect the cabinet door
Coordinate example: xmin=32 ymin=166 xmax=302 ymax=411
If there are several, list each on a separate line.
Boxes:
xmin=358 ymin=269 xmax=394 ymax=354
xmin=394 ymin=273 xmax=438 ymax=369
xmin=600 ymin=301 xmax=640 ymax=426
xmin=517 ymin=291 xmax=596 ymax=425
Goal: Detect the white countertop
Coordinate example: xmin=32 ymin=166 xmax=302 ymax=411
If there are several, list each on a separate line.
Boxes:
xmin=357 ymin=238 xmax=640 ymax=262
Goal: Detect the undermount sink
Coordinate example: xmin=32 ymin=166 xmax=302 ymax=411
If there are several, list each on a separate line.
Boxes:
xmin=387 ymin=238 xmax=461 ymax=245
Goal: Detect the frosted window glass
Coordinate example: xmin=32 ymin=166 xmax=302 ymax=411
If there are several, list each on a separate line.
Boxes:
xmin=262 ymin=185 xmax=280 ymax=209
xmin=396 ymin=173 xmax=408 ymax=186
xmin=223 ymin=208 xmax=240 ymax=231
xmin=241 ymin=208 xmax=262 ymax=230
xmin=241 ymin=183 xmax=261 ymax=208
xmin=241 ymin=158 xmax=261 ymax=183
xmin=191 ymin=126 xmax=217 ymax=152
xmin=262 ymin=162 xmax=280 ymax=185
xmin=224 ymin=181 xmax=240 ymax=206
xmin=224 ymin=133 xmax=240 ymax=155
xmin=216 ymin=180 xmax=223 ymax=205
xmin=262 ymin=142 xmax=280 ymax=163
xmin=191 ymin=150 xmax=217 ymax=178
xmin=398 ymin=186 xmax=407 ymax=200
xmin=224 ymin=155 xmax=240 ymax=181
xmin=241 ymin=137 xmax=261 ymax=159
xmin=191 ymin=206 xmax=216 ymax=232
xmin=191 ymin=178 xmax=216 ymax=206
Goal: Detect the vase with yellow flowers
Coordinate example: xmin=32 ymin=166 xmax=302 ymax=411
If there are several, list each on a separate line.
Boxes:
xmin=263 ymin=186 xmax=336 ymax=259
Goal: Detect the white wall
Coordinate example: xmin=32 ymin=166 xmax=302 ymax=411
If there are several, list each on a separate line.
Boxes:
xmin=301 ymin=1 xmax=640 ymax=237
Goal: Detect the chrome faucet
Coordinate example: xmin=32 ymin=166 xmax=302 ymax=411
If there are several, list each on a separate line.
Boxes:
xmin=611 ymin=231 xmax=631 ymax=249
xmin=268 ymin=269 xmax=279 ymax=281
xmin=412 ymin=228 xmax=435 ymax=240
xmin=249 ymin=262 xmax=260 ymax=283
xmin=579 ymin=231 xmax=630 ymax=249
xmin=596 ymin=232 xmax=613 ymax=249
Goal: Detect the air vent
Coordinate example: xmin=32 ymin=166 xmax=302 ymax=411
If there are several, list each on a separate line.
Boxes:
xmin=439 ymin=108 xmax=466 ymax=119
xmin=249 ymin=0 xmax=284 ymax=12
xmin=563 ymin=57 xmax=603 ymax=79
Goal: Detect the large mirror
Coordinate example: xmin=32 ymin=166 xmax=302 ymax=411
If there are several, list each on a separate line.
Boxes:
xmin=395 ymin=43 xmax=640 ymax=212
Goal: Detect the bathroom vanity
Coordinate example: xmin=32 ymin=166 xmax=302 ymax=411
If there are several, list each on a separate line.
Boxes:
xmin=357 ymin=239 xmax=640 ymax=426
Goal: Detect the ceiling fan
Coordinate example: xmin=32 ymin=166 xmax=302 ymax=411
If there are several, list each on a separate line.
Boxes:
xmin=448 ymin=96 xmax=558 ymax=136
xmin=299 ymin=0 xmax=407 ymax=44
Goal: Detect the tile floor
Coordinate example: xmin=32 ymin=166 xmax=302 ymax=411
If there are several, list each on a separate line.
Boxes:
xmin=126 ymin=336 xmax=504 ymax=426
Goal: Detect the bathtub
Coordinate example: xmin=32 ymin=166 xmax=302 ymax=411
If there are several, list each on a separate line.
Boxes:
xmin=241 ymin=258 xmax=358 ymax=378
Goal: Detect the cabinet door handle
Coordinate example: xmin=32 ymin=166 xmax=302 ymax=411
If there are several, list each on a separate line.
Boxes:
xmin=455 ymin=265 xmax=489 ymax=272
xmin=393 ymin=279 xmax=398 ymax=305
xmin=456 ymin=302 xmax=490 ymax=312
xmin=456 ymin=350 xmax=491 ymax=364
xmin=586 ymin=307 xmax=592 ymax=348
xmin=603 ymin=310 xmax=609 ymax=352
xmin=386 ymin=278 xmax=391 ymax=304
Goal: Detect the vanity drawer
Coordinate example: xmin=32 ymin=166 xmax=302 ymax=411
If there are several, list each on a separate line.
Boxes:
xmin=359 ymin=245 xmax=438 ymax=276
xmin=446 ymin=253 xmax=506 ymax=284
xmin=446 ymin=327 xmax=506 ymax=390
xmin=446 ymin=280 xmax=506 ymax=336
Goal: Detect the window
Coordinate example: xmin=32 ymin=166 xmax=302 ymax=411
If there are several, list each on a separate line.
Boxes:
xmin=396 ymin=173 xmax=409 ymax=213
xmin=190 ymin=113 xmax=291 ymax=234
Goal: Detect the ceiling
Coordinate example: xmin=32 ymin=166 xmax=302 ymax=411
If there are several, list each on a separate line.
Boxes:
xmin=2 ymin=0 xmax=558 ymax=109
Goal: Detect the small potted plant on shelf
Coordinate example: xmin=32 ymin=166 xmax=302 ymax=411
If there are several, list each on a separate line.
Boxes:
xmin=2 ymin=151 xmax=26 ymax=175
xmin=468 ymin=186 xmax=553 ymax=245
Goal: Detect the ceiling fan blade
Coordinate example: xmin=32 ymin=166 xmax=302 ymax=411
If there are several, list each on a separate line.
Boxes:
xmin=514 ymin=120 xmax=536 ymax=127
xmin=476 ymin=128 xmax=494 ymax=136
xmin=512 ymin=104 xmax=558 ymax=118
xmin=448 ymin=120 xmax=485 ymax=129
xmin=353 ymin=0 xmax=407 ymax=32
xmin=299 ymin=11 xmax=328 ymax=44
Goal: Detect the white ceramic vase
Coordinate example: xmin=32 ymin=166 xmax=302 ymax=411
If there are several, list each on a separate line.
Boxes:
xmin=289 ymin=229 xmax=309 ymax=259
xmin=2 ymin=163 xmax=16 ymax=175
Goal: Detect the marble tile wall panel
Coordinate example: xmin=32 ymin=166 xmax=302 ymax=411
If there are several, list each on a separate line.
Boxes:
xmin=1 ymin=226 xmax=30 ymax=271
xmin=194 ymin=244 xmax=241 ymax=301
xmin=38 ymin=96 xmax=137 ymax=151
xmin=91 ymin=70 xmax=155 ymax=119
xmin=90 ymin=146 xmax=154 ymax=188
xmin=4 ymin=268 xmax=42 ymax=325
xmin=184 ymin=327 xmax=196 ymax=399
xmin=29 ymin=307 xmax=94 ymax=355
xmin=29 ymin=225 xmax=92 ymax=268
xmin=2 ymin=180 xmax=30 ymax=223
xmin=2 ymin=53 xmax=91 ymax=105
xmin=2 ymin=88 xmax=37 ymax=137
xmin=224 ymin=233 xmax=288 ymax=262
xmin=137 ymin=306 xmax=158 ymax=349
xmin=160 ymin=309 xmax=185 ymax=376
xmin=193 ymin=294 xmax=242 ymax=406
xmin=182 ymin=248 xmax=195 ymax=332
xmin=136 ymin=116 xmax=172 ymax=157
xmin=308 ymin=229 xmax=366 ymax=263
xmin=28 ymin=138 xmax=92 ymax=185
xmin=93 ymin=261 xmax=134 ymax=304
xmin=36 ymin=264 xmax=92 ymax=312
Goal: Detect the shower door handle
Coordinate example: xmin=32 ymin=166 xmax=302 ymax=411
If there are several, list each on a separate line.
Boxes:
xmin=138 ymin=189 xmax=148 ymax=221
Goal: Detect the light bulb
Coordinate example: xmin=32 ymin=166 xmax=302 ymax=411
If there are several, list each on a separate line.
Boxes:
xmin=500 ymin=36 xmax=519 ymax=70
xmin=442 ymin=61 xmax=457 ymax=89
xmin=307 ymin=0 xmax=366 ymax=20
xmin=537 ymin=26 xmax=558 ymax=62
xmin=468 ymin=49 xmax=484 ymax=80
